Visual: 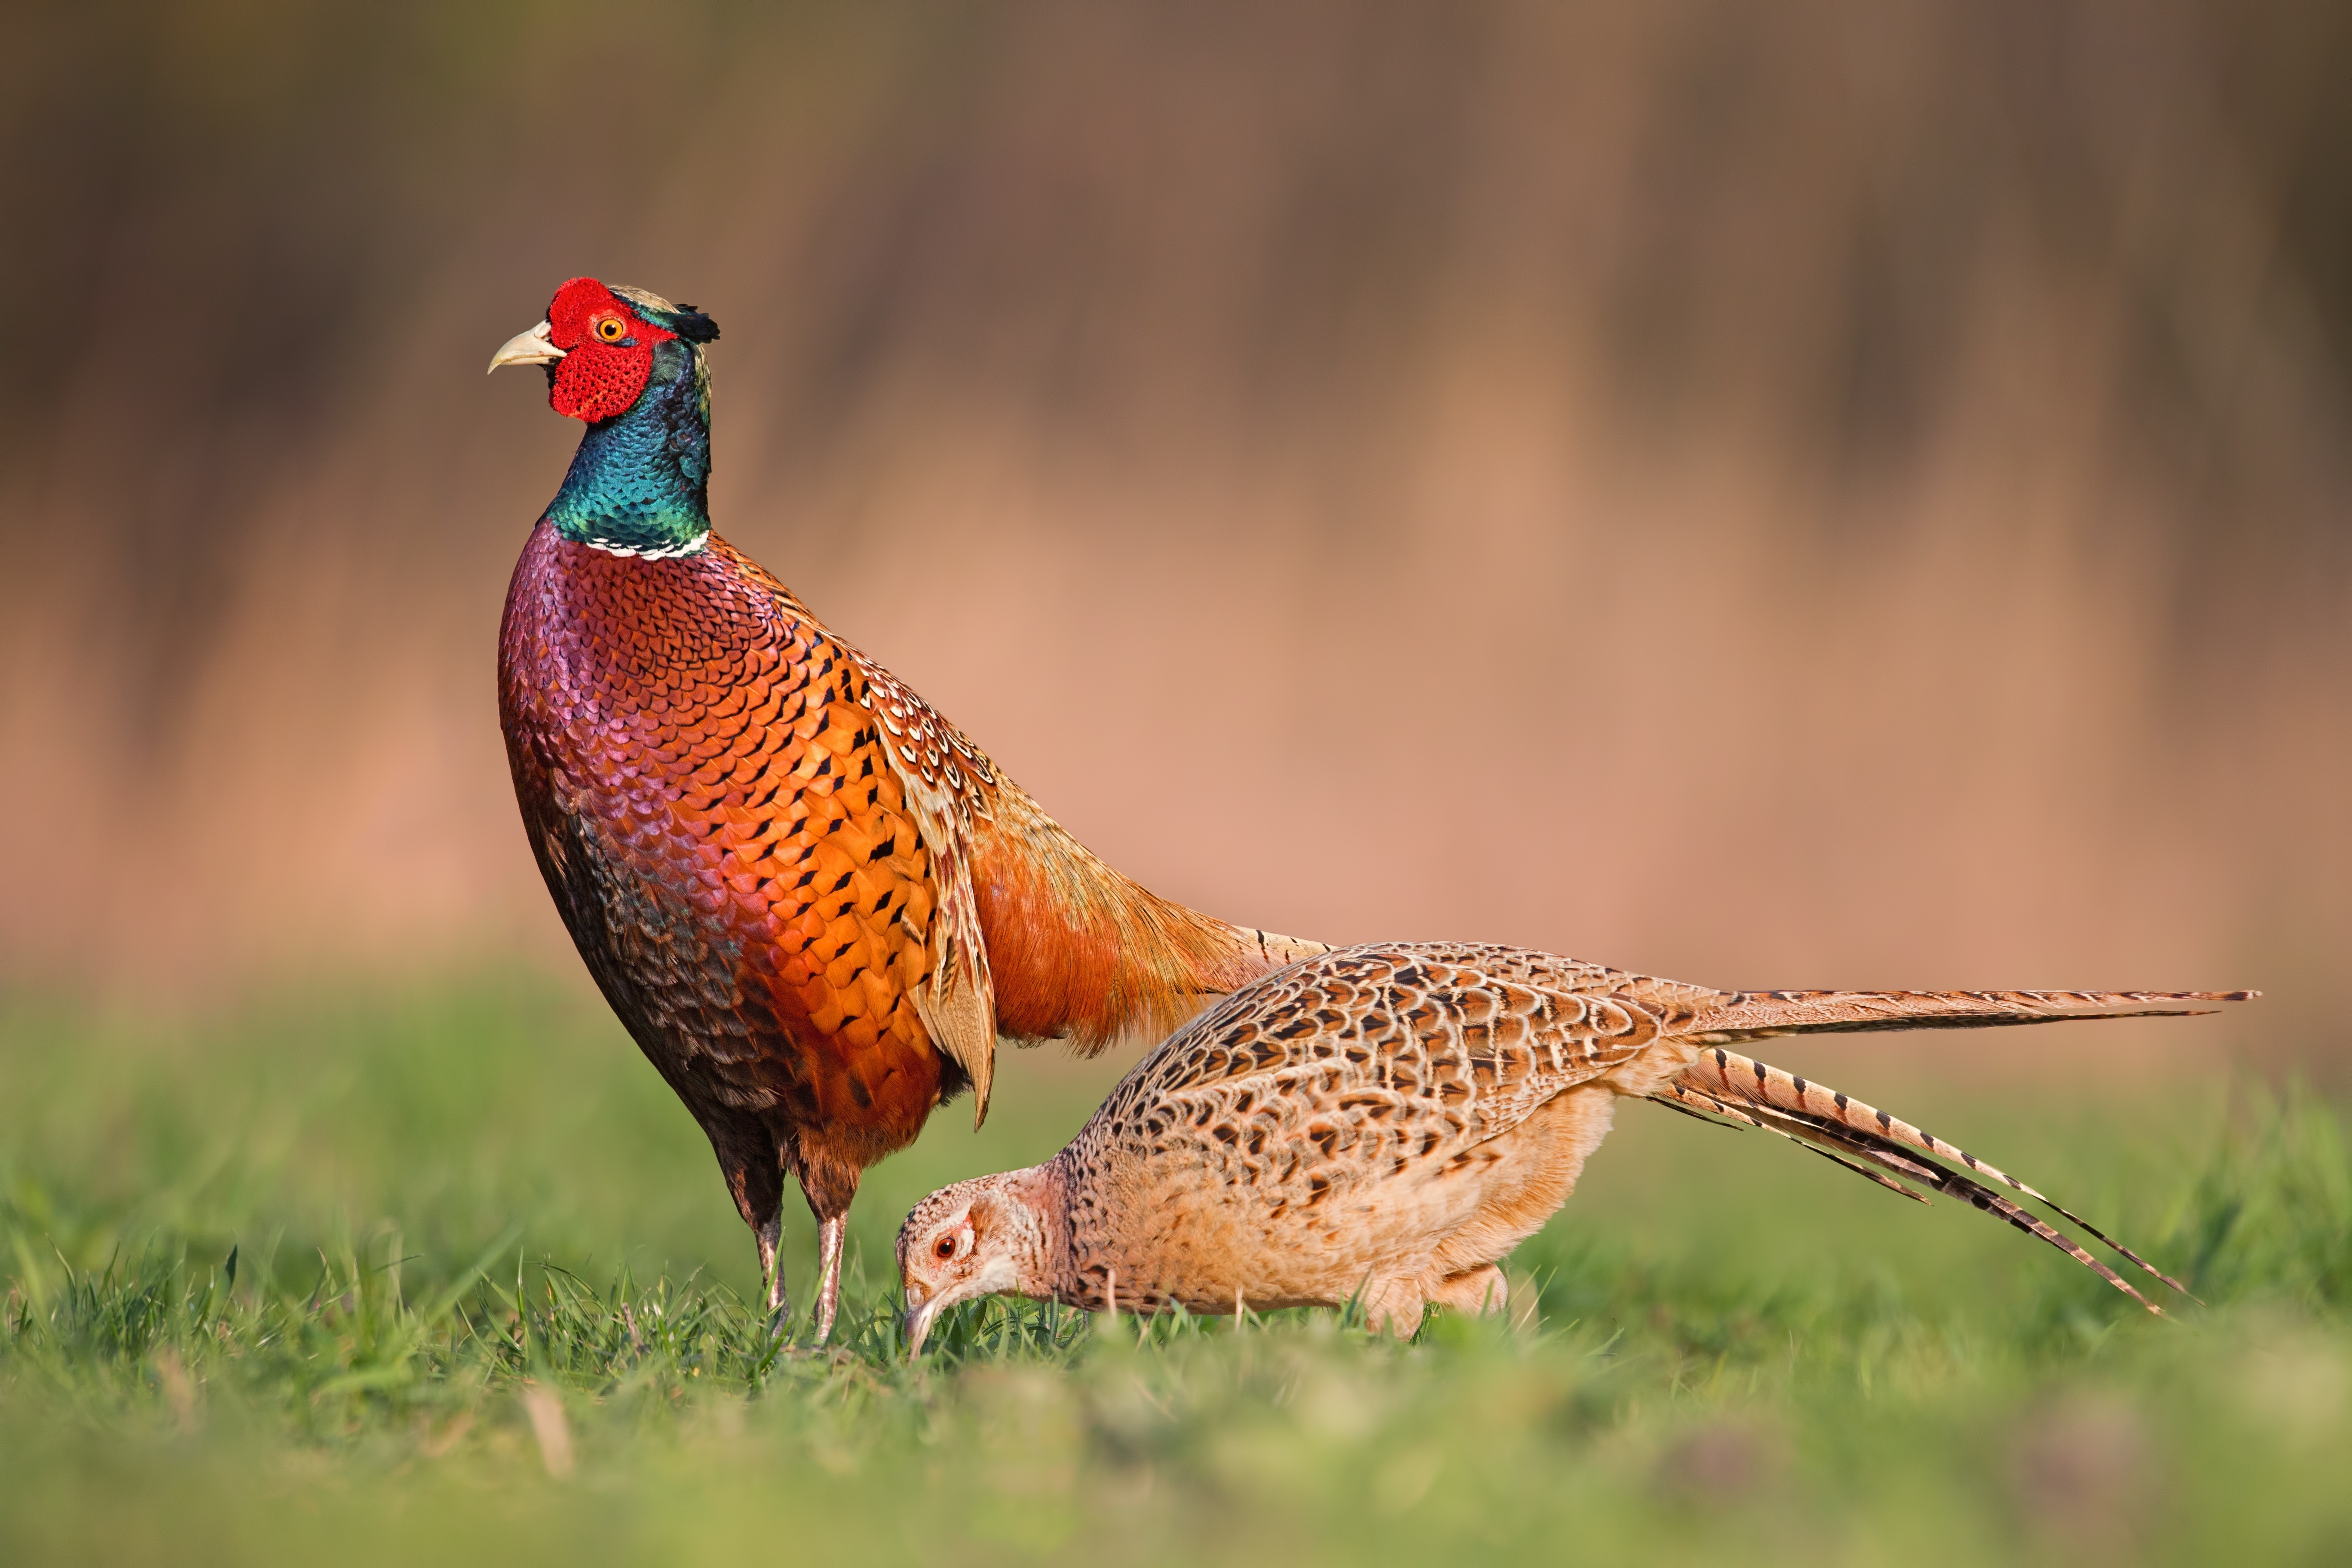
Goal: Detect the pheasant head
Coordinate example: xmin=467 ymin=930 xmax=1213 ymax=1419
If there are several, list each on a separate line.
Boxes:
xmin=897 ymin=1165 xmax=1059 ymax=1355
xmin=490 ymin=277 xmax=720 ymax=420
xmin=490 ymin=278 xmax=723 ymax=557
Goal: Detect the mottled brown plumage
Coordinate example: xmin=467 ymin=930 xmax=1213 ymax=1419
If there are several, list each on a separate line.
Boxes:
xmin=897 ymin=943 xmax=2252 ymax=1345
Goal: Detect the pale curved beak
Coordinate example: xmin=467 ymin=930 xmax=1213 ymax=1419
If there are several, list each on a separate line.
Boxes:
xmin=487 ymin=319 xmax=564 ymax=373
xmin=902 ymin=1287 xmax=938 ymax=1358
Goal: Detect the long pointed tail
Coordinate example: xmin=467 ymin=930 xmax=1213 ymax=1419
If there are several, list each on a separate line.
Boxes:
xmin=1690 ymin=987 xmax=2254 ymax=1041
xmin=1653 ymin=1035 xmax=2243 ymax=1314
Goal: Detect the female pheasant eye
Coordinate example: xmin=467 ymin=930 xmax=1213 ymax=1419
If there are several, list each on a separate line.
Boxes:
xmin=934 ymin=1236 xmax=956 ymax=1260
xmin=595 ymin=317 xmax=627 ymax=343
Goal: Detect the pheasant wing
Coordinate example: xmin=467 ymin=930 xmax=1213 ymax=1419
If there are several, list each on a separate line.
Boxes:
xmin=839 ymin=654 xmax=1004 ymax=1125
xmin=1080 ymin=942 xmax=1712 ymax=1169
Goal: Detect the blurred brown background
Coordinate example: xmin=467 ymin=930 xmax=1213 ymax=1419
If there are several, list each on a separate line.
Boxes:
xmin=3 ymin=0 xmax=2346 ymax=1062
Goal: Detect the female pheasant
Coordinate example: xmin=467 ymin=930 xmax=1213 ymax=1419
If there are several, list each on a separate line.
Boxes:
xmin=489 ymin=278 xmax=1322 ymax=1340
xmin=897 ymin=942 xmax=2253 ymax=1348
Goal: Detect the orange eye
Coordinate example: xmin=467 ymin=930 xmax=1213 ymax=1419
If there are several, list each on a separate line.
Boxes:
xmin=934 ymin=1236 xmax=956 ymax=1260
xmin=595 ymin=317 xmax=627 ymax=343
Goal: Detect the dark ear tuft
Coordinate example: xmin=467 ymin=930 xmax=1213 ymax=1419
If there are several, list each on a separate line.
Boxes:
xmin=606 ymin=283 xmax=720 ymax=344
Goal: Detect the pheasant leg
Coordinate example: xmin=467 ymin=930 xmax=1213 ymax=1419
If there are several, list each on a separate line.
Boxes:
xmin=812 ymin=1213 xmax=847 ymax=1345
xmin=757 ymin=1212 xmax=788 ymax=1318
xmin=1428 ymin=1264 xmax=1507 ymax=1318
xmin=1357 ymin=1277 xmax=1426 ymax=1339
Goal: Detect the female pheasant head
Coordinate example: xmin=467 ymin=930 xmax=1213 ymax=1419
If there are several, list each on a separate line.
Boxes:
xmin=897 ymin=1166 xmax=1058 ymax=1355
xmin=489 ymin=278 xmax=723 ymax=558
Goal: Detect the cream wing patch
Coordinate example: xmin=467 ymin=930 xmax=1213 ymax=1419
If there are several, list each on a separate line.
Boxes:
xmin=845 ymin=652 xmax=1003 ymax=1124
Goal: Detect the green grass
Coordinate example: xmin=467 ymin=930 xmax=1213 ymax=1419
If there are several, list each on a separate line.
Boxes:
xmin=2 ymin=975 xmax=2348 ymax=1565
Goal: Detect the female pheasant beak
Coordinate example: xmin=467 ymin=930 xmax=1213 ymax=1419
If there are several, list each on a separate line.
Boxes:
xmin=902 ymin=1286 xmax=942 ymax=1357
xmin=487 ymin=319 xmax=565 ymax=373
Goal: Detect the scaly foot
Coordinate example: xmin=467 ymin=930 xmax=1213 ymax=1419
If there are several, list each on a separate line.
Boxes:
xmin=812 ymin=1214 xmax=846 ymax=1346
xmin=757 ymin=1213 xmax=790 ymax=1323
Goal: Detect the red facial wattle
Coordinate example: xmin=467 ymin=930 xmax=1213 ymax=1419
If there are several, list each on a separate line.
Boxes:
xmin=543 ymin=277 xmax=678 ymax=423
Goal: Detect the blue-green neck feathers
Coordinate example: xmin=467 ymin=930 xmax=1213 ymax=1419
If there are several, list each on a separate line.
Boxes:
xmin=547 ymin=339 xmax=713 ymax=557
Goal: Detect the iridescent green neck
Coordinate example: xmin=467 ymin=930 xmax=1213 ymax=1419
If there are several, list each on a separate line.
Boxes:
xmin=545 ymin=339 xmax=712 ymax=558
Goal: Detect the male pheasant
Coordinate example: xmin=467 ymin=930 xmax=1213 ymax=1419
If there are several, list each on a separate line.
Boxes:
xmin=489 ymin=278 xmax=1322 ymax=1340
xmin=897 ymin=942 xmax=2252 ymax=1347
